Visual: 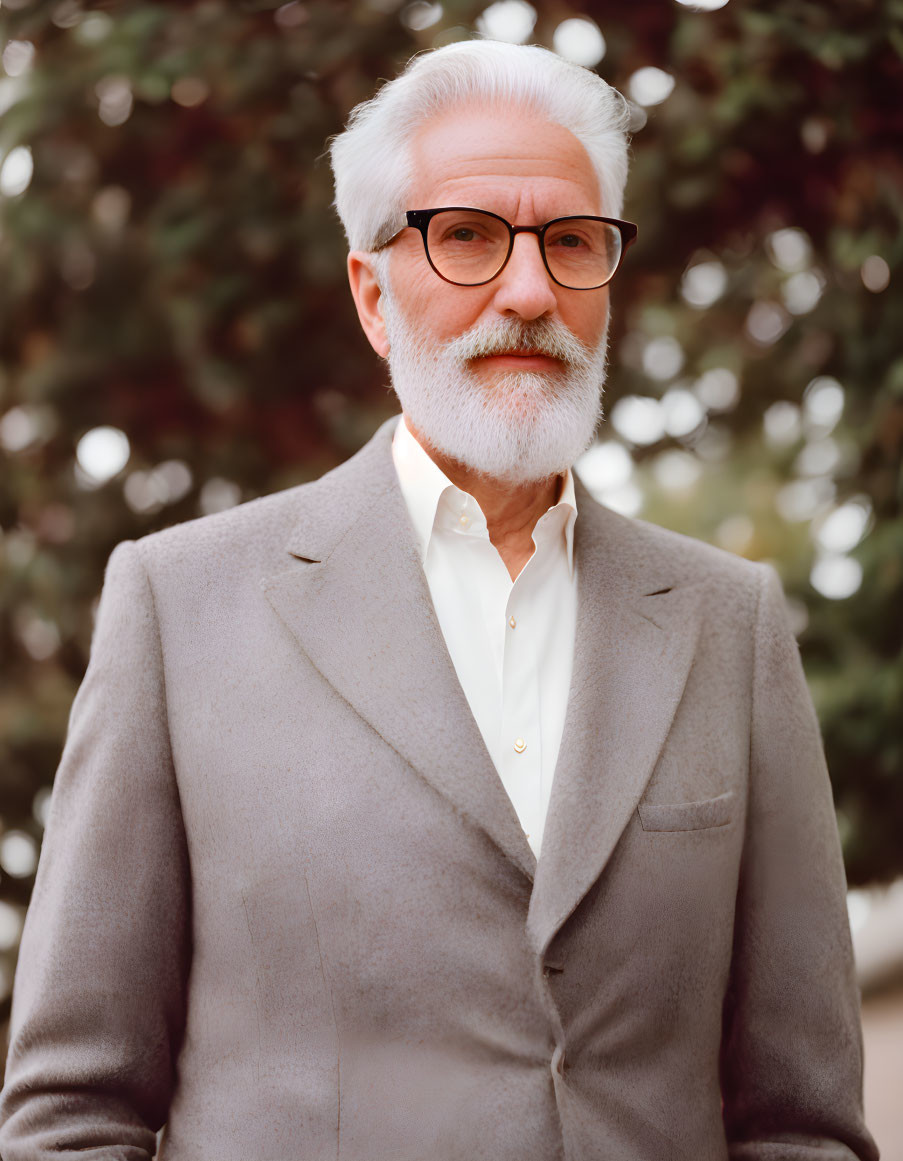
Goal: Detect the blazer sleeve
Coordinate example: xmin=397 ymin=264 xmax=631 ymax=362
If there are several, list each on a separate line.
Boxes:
xmin=0 ymin=540 xmax=191 ymax=1161
xmin=719 ymin=563 xmax=879 ymax=1161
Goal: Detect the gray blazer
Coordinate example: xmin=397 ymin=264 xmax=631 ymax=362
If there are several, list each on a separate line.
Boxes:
xmin=0 ymin=417 xmax=878 ymax=1161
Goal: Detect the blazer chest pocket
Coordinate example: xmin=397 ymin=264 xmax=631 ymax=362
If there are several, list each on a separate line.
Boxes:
xmin=638 ymin=789 xmax=735 ymax=832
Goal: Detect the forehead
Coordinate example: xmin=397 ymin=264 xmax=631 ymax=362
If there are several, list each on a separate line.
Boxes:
xmin=406 ymin=105 xmax=601 ymax=220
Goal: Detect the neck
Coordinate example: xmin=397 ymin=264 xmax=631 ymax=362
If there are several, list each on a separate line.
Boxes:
xmin=405 ymin=415 xmax=563 ymax=582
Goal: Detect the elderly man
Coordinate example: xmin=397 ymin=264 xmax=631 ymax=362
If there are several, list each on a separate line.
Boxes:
xmin=0 ymin=38 xmax=878 ymax=1161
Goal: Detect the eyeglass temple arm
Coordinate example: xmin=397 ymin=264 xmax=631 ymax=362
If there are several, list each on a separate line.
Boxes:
xmin=371 ymin=214 xmax=411 ymax=251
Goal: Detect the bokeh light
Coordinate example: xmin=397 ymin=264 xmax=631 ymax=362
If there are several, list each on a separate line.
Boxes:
xmin=0 ymin=831 xmax=39 ymax=879
xmin=0 ymin=145 xmax=33 ymax=197
xmin=0 ymin=74 xmax=28 ymax=117
xmin=745 ymin=300 xmax=790 ymax=346
xmin=476 ymin=0 xmax=536 ymax=43
xmin=32 ymin=788 xmax=53 ymax=829
xmin=653 ymin=449 xmax=703 ymax=492
xmin=199 ymin=478 xmax=242 ymax=515
xmin=767 ymin=227 xmax=812 ymax=272
xmin=810 ymin=554 xmax=863 ymax=599
xmin=611 ymin=396 xmax=666 ymax=446
xmin=661 ymin=387 xmax=705 ymax=438
xmin=693 ymin=368 xmax=739 ymax=412
xmin=95 ymin=75 xmax=133 ymax=126
xmin=794 ymin=436 xmax=841 ymax=478
xmin=598 ymin=481 xmax=643 ymax=517
xmin=861 ymin=255 xmax=890 ymax=293
xmin=91 ymin=184 xmax=132 ymax=231
xmin=171 ymin=76 xmax=210 ymax=107
xmin=552 ymin=18 xmax=606 ymax=67
xmin=681 ymin=259 xmax=728 ymax=309
xmin=782 ymin=270 xmax=824 ymax=315
xmin=124 ymin=461 xmax=194 ymax=514
xmin=14 ymin=609 xmax=60 ymax=661
xmin=577 ymin=440 xmax=633 ymax=492
xmin=75 ymin=426 xmax=131 ymax=484
xmin=73 ymin=12 xmax=114 ymax=43
xmin=578 ymin=440 xmax=642 ymax=515
xmin=812 ymin=499 xmax=871 ymax=554
xmin=763 ymin=401 xmax=801 ymax=447
xmin=642 ymin=336 xmax=684 ymax=381
xmin=0 ymin=406 xmax=39 ymax=452
xmin=1 ymin=40 xmax=35 ymax=76
xmin=628 ymin=67 xmax=675 ymax=107
xmin=401 ymin=2 xmax=444 ymax=31
xmin=274 ymin=2 xmax=308 ymax=28
xmin=775 ymin=478 xmax=835 ymax=523
xmin=802 ymin=376 xmax=844 ymax=435
xmin=51 ymin=1 xmax=83 ymax=29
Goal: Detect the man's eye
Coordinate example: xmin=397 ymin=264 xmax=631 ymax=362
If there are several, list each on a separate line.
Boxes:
xmin=555 ymin=233 xmax=584 ymax=248
xmin=452 ymin=228 xmax=477 ymax=242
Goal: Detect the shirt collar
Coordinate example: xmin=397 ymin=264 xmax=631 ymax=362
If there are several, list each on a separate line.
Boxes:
xmin=391 ymin=414 xmax=577 ymax=577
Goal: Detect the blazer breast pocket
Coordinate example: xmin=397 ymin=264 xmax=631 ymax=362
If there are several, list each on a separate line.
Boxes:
xmin=637 ymin=789 xmax=735 ymax=832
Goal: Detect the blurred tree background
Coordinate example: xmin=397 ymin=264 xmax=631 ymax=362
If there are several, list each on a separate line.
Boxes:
xmin=0 ymin=0 xmax=900 ymax=1050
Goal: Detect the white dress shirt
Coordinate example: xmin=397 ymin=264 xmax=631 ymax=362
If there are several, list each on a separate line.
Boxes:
xmin=392 ymin=416 xmax=578 ymax=858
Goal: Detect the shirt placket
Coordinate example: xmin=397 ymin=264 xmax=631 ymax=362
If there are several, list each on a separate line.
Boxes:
xmin=499 ymin=555 xmax=543 ymax=852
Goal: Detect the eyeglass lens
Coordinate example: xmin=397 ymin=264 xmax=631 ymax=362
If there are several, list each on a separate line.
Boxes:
xmin=425 ymin=210 xmax=623 ymax=289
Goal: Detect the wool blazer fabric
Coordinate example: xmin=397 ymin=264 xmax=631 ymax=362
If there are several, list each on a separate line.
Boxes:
xmin=0 ymin=416 xmax=878 ymax=1161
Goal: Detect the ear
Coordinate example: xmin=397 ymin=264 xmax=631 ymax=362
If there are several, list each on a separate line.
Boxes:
xmin=347 ymin=251 xmax=389 ymax=358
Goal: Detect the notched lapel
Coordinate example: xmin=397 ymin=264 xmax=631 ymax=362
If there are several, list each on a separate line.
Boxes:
xmin=261 ymin=421 xmax=536 ymax=882
xmin=527 ymin=496 xmax=706 ymax=959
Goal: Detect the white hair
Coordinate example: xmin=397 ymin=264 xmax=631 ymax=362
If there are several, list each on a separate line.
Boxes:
xmin=329 ymin=39 xmax=632 ymax=253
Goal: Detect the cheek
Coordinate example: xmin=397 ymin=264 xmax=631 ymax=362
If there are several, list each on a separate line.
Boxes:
xmin=394 ymin=269 xmax=493 ymax=343
xmin=562 ymin=292 xmax=609 ymax=346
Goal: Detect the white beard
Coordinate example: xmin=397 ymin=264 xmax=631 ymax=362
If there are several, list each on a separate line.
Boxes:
xmin=380 ymin=295 xmax=610 ymax=486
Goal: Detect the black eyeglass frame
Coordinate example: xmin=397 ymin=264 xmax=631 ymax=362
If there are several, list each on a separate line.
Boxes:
xmin=377 ymin=207 xmax=638 ymax=290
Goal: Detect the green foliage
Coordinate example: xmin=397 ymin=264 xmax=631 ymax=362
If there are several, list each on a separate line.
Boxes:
xmin=0 ymin=0 xmax=901 ymax=1052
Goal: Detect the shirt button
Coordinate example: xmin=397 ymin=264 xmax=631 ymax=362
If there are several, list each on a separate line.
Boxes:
xmin=514 ymin=738 xmax=526 ymax=754
xmin=508 ymin=616 xmax=516 ymax=629
xmin=458 ymin=513 xmax=469 ymax=527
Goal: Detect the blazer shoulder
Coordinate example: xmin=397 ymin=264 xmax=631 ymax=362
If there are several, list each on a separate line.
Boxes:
xmin=128 ymin=417 xmax=399 ymax=580
xmin=128 ymin=481 xmax=309 ymax=578
xmin=640 ymin=515 xmax=764 ymax=582
xmin=586 ymin=490 xmax=767 ymax=592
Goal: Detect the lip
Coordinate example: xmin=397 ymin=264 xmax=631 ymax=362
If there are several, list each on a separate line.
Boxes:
xmin=476 ymin=352 xmax=561 ymax=370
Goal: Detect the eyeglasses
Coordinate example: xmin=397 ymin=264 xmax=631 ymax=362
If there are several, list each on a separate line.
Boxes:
xmin=376 ymin=207 xmax=638 ymax=290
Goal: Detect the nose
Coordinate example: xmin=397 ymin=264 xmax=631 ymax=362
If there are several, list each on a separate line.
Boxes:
xmin=490 ymin=231 xmax=559 ymax=320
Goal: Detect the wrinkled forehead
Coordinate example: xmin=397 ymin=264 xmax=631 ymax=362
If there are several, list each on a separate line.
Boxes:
xmin=406 ymin=104 xmax=602 ymax=221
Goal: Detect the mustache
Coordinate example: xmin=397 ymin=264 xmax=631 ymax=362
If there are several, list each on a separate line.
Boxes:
xmin=442 ymin=318 xmax=595 ymax=367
